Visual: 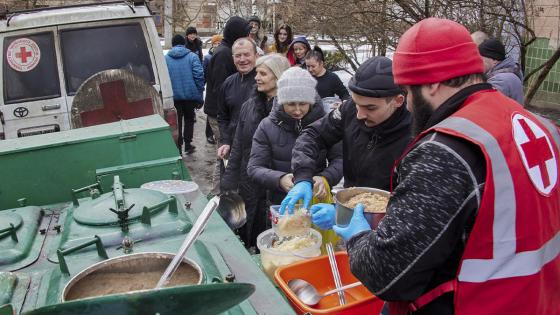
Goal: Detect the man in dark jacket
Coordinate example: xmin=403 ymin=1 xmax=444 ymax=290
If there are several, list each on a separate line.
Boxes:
xmin=185 ymin=26 xmax=203 ymax=62
xmin=334 ymin=18 xmax=559 ymax=314
xmin=478 ymin=38 xmax=524 ymax=105
xmin=165 ymin=34 xmax=204 ymax=154
xmin=216 ymin=38 xmax=257 ymax=159
xmin=203 ymin=34 xmax=223 ymax=145
xmin=280 ymin=56 xmax=412 ymax=215
xmin=204 ymin=16 xmax=251 ymax=195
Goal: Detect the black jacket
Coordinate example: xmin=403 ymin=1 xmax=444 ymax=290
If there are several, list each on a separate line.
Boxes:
xmin=292 ymin=100 xmax=412 ymax=190
xmin=247 ymin=97 xmax=343 ymax=205
xmin=217 ymin=69 xmax=257 ymax=145
xmin=221 ymin=91 xmax=274 ymax=192
xmin=347 ymin=84 xmax=492 ymax=315
xmin=185 ymin=37 xmax=203 ymax=62
xmin=315 ymin=70 xmax=350 ymax=100
xmin=204 ymin=17 xmax=250 ymax=117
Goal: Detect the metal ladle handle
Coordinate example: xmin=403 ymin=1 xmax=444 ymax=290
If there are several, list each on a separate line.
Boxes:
xmin=155 ymin=196 xmax=220 ymax=289
xmin=326 ymin=243 xmax=346 ymax=305
xmin=323 ymin=281 xmax=362 ymax=296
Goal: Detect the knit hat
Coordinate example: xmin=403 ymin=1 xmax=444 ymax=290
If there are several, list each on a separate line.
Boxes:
xmin=277 ymin=67 xmax=317 ymax=105
xmin=210 ymin=34 xmax=223 ymax=45
xmin=223 ymin=16 xmax=251 ymax=46
xmin=186 ymin=26 xmax=197 ymax=35
xmin=256 ymin=54 xmax=291 ymax=79
xmin=478 ymin=38 xmax=506 ymax=61
xmin=248 ymin=15 xmax=261 ymax=25
xmin=348 ymin=56 xmax=402 ymax=97
xmin=172 ymin=34 xmax=185 ymax=47
xmin=393 ymin=18 xmax=484 ymax=85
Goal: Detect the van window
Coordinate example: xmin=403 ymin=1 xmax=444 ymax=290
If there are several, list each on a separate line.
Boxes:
xmin=60 ymin=23 xmax=155 ymax=95
xmin=3 ymin=32 xmax=60 ymax=104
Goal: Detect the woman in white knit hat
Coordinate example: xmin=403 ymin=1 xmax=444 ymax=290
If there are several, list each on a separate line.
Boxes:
xmin=247 ymin=67 xmax=343 ymax=209
xmin=221 ymin=54 xmax=291 ymax=250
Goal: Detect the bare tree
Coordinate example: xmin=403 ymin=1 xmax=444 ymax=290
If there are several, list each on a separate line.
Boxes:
xmin=283 ymin=0 xmax=558 ymax=105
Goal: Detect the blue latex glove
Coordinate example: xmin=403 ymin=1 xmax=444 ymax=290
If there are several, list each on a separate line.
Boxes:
xmin=332 ymin=203 xmax=370 ymax=241
xmin=279 ymin=181 xmax=312 ymax=214
xmin=309 ymin=203 xmax=336 ymax=230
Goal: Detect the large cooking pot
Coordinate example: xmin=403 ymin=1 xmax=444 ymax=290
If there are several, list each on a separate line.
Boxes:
xmin=62 ymin=252 xmax=203 ymax=302
xmin=334 ymin=187 xmax=390 ymax=229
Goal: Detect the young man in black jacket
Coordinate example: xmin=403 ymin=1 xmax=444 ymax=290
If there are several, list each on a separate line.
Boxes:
xmin=280 ymin=56 xmax=412 ymax=216
xmin=204 ymin=16 xmax=250 ymax=196
xmin=185 ymin=26 xmax=203 ymax=62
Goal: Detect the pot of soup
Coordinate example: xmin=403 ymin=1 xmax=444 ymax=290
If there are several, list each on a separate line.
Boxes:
xmin=334 ymin=187 xmax=390 ymax=229
xmin=62 ymin=252 xmax=203 ymax=302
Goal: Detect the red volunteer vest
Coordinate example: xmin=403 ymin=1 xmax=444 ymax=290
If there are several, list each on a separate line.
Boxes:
xmin=389 ymin=89 xmax=560 ymax=314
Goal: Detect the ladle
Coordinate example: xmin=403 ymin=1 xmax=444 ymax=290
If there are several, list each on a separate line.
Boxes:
xmin=288 ymin=279 xmax=362 ymax=306
xmin=216 ymin=192 xmax=246 ymax=230
xmin=216 ymin=157 xmax=247 ymax=230
xmin=155 ymin=196 xmax=220 ymax=289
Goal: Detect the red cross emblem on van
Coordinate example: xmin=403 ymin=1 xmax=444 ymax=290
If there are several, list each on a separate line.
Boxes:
xmin=80 ymin=80 xmax=153 ymax=126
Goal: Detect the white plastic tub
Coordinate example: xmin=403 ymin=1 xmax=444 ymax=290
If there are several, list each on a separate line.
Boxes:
xmin=257 ymin=228 xmax=322 ymax=278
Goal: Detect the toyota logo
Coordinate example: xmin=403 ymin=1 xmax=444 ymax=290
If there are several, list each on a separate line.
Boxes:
xmin=13 ymin=107 xmax=29 ymax=118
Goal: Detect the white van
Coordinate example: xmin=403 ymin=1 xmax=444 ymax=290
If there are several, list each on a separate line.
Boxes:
xmin=0 ymin=1 xmax=175 ymax=139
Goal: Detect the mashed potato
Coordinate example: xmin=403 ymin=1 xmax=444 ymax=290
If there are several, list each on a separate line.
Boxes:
xmin=344 ymin=192 xmax=389 ymax=213
xmin=261 ymin=233 xmax=320 ymax=278
xmin=275 ymin=209 xmax=311 ymax=237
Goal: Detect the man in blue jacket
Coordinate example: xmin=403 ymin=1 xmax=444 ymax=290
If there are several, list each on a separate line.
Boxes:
xmin=165 ymin=34 xmax=204 ymax=154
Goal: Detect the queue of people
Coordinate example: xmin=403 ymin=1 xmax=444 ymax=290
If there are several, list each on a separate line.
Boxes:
xmin=165 ymin=15 xmax=558 ymax=314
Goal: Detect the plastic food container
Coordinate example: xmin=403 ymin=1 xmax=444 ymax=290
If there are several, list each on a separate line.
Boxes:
xmin=270 ymin=205 xmax=311 ymax=237
xmin=334 ymin=187 xmax=390 ymax=229
xmin=257 ymin=228 xmax=322 ymax=278
xmin=274 ymin=251 xmax=384 ymax=315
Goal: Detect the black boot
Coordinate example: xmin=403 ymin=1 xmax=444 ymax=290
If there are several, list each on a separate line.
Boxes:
xmin=184 ymin=143 xmax=196 ymax=154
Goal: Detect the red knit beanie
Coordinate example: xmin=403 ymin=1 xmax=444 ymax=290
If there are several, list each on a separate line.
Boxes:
xmin=393 ymin=18 xmax=484 ymax=85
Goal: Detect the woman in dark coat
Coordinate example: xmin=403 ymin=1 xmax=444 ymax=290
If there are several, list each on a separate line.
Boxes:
xmin=247 ymin=67 xmax=343 ymax=205
xmin=220 ymin=54 xmax=291 ymax=249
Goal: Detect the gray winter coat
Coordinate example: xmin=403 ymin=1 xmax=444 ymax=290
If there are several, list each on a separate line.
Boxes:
xmin=487 ymin=56 xmax=524 ymax=105
xmin=247 ymin=97 xmax=343 ymax=205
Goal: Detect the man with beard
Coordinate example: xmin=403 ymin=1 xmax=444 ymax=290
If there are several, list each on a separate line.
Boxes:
xmin=332 ymin=18 xmax=560 ymax=315
xmin=280 ymin=56 xmax=412 ymax=215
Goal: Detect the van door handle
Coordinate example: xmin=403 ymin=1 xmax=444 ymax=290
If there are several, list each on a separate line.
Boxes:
xmin=42 ymin=104 xmax=61 ymax=111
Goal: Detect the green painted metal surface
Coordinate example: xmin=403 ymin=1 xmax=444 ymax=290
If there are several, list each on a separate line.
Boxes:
xmin=23 ymin=283 xmax=255 ymax=315
xmin=0 ymin=273 xmax=17 ymax=305
xmin=0 ymin=115 xmax=187 ymax=210
xmin=0 ymin=207 xmax=44 ymax=270
xmin=0 ymin=304 xmax=14 ymax=315
xmin=0 ymin=116 xmax=296 ymax=315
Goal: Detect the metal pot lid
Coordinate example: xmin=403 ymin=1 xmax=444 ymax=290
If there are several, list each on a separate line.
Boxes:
xmin=73 ymin=188 xmax=168 ymax=226
xmin=140 ymin=180 xmax=198 ymax=195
